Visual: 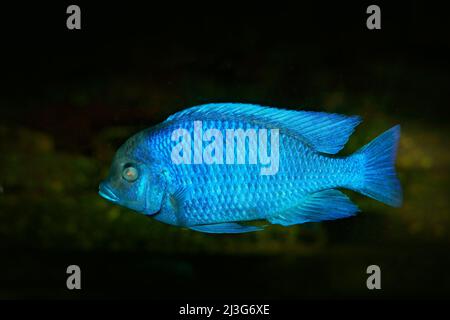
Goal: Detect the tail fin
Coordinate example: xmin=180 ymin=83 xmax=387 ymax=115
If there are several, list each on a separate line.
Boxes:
xmin=352 ymin=125 xmax=403 ymax=207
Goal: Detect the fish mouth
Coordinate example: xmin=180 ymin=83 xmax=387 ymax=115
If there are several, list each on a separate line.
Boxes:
xmin=99 ymin=182 xmax=119 ymax=203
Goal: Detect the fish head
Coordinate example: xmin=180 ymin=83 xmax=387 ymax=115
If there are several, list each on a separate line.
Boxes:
xmin=99 ymin=133 xmax=166 ymax=215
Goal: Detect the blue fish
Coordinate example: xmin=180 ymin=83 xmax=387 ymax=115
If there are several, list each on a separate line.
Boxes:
xmin=99 ymin=103 xmax=402 ymax=234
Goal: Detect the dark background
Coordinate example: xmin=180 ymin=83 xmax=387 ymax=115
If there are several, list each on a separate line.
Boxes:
xmin=0 ymin=1 xmax=449 ymax=299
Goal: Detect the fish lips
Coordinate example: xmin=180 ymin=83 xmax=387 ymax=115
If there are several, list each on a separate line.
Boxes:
xmin=98 ymin=182 xmax=120 ymax=203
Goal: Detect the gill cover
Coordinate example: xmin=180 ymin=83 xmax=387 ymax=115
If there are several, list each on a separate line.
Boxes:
xmin=144 ymin=166 xmax=168 ymax=215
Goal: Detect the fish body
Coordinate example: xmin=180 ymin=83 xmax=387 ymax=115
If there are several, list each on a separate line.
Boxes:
xmin=99 ymin=103 xmax=402 ymax=233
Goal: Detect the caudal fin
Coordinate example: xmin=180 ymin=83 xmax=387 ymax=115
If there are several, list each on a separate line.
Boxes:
xmin=352 ymin=125 xmax=403 ymax=207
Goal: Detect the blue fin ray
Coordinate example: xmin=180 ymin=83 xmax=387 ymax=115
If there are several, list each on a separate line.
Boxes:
xmin=171 ymin=185 xmax=192 ymax=204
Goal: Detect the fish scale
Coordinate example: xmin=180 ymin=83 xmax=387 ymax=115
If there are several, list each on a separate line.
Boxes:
xmin=147 ymin=119 xmax=353 ymax=225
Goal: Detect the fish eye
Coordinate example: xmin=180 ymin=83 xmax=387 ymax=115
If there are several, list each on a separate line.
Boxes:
xmin=122 ymin=165 xmax=139 ymax=182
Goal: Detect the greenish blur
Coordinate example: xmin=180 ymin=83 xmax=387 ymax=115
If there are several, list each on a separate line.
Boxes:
xmin=1 ymin=99 xmax=449 ymax=254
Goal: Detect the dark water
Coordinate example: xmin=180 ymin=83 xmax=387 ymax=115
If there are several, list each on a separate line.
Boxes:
xmin=0 ymin=2 xmax=449 ymax=299
xmin=2 ymin=247 xmax=450 ymax=299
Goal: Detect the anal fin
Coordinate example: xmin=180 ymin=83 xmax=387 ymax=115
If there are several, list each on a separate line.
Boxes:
xmin=269 ymin=189 xmax=360 ymax=226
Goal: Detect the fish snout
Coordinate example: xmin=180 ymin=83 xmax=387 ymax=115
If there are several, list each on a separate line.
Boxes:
xmin=99 ymin=182 xmax=119 ymax=203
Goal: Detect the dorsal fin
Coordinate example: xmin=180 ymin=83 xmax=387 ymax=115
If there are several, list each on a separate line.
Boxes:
xmin=165 ymin=103 xmax=361 ymax=154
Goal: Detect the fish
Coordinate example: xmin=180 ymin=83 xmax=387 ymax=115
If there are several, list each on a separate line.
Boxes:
xmin=99 ymin=103 xmax=402 ymax=234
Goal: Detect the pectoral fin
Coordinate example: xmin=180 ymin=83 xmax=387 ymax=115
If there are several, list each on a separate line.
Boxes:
xmin=269 ymin=189 xmax=360 ymax=226
xmin=170 ymin=185 xmax=192 ymax=208
xmin=166 ymin=185 xmax=193 ymax=226
xmin=189 ymin=222 xmax=264 ymax=234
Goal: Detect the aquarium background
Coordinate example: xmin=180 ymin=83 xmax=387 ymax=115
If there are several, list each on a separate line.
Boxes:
xmin=0 ymin=1 xmax=449 ymax=299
